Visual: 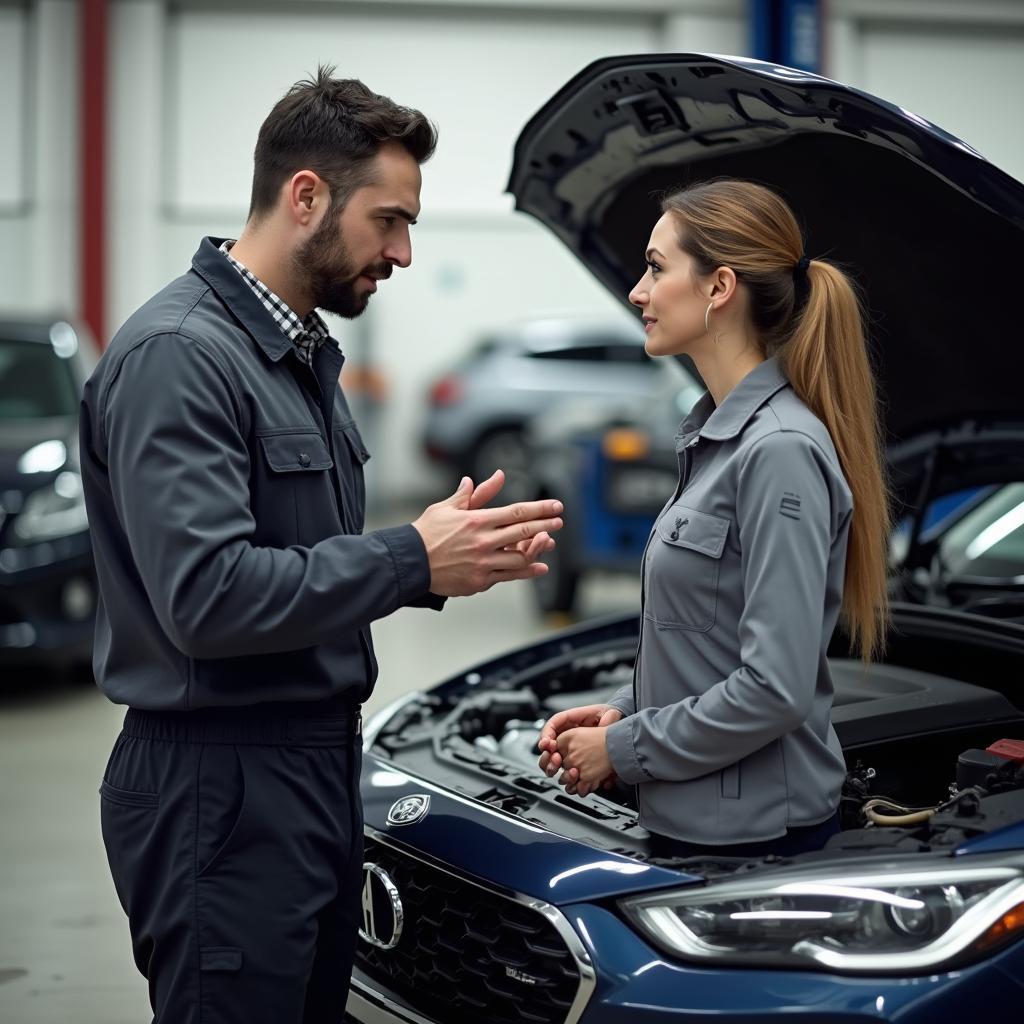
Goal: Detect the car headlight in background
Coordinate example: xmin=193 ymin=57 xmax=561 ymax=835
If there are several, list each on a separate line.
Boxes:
xmin=17 ymin=439 xmax=68 ymax=475
xmin=12 ymin=471 xmax=88 ymax=543
xmin=621 ymin=857 xmax=1024 ymax=973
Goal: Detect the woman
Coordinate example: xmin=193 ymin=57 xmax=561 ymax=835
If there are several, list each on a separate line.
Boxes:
xmin=537 ymin=179 xmax=891 ymax=858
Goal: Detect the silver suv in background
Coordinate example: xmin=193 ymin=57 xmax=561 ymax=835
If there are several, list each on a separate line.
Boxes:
xmin=420 ymin=315 xmax=662 ymax=502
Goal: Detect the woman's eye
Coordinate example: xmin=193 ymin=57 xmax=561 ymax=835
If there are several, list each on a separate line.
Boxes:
xmin=646 ymin=259 xmax=662 ymax=275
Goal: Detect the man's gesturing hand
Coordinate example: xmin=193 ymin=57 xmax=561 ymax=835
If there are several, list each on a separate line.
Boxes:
xmin=412 ymin=474 xmax=563 ymax=597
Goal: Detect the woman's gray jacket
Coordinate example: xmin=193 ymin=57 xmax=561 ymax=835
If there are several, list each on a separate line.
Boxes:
xmin=604 ymin=357 xmax=853 ymax=844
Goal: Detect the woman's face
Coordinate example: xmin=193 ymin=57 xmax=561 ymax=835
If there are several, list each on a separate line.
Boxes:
xmin=629 ymin=213 xmax=709 ymax=357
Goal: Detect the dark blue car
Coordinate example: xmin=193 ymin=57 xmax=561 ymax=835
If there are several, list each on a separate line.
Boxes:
xmin=0 ymin=315 xmax=99 ymax=672
xmin=346 ymin=54 xmax=1024 ymax=1023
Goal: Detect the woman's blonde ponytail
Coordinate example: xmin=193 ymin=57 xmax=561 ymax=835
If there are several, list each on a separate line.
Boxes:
xmin=781 ymin=260 xmax=892 ymax=660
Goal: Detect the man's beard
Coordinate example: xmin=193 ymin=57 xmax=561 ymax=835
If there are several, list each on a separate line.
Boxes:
xmin=293 ymin=212 xmax=390 ymax=319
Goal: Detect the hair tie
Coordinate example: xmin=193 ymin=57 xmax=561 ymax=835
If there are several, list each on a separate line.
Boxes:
xmin=794 ymin=254 xmax=811 ymax=278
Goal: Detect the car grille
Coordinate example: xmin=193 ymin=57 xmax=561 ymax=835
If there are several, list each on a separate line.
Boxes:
xmin=357 ymin=836 xmax=582 ymax=1024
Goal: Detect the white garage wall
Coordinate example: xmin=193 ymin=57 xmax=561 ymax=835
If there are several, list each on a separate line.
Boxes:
xmin=0 ymin=0 xmax=78 ymax=317
xmin=829 ymin=1 xmax=1024 ymax=183
xmin=858 ymin=25 xmax=1024 ymax=182
xmin=109 ymin=0 xmax=749 ymax=501
xmin=0 ymin=3 xmax=29 ymax=211
xmin=4 ymin=0 xmax=1017 ymax=499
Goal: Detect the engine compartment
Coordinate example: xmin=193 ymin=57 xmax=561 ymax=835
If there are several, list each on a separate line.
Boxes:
xmin=371 ymin=614 xmax=1024 ymax=874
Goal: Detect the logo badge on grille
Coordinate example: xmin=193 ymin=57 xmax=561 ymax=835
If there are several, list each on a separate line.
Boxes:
xmin=387 ymin=794 xmax=431 ymax=826
xmin=359 ymin=863 xmax=404 ymax=950
xmin=505 ymin=966 xmax=541 ymax=985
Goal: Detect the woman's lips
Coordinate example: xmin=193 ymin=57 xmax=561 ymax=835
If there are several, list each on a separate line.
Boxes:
xmin=643 ymin=317 xmax=657 ymax=332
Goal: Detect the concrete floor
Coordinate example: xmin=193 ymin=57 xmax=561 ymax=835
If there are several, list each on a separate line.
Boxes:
xmin=0 ymin=561 xmax=636 ymax=1024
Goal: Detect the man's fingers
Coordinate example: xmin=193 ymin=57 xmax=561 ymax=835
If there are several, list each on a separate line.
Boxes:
xmin=440 ymin=476 xmax=474 ymax=509
xmin=469 ymin=470 xmax=504 ymax=510
xmin=486 ymin=563 xmax=549 ymax=586
xmin=597 ymin=708 xmax=623 ymax=727
xmin=486 ymin=549 xmax=541 ymax=573
xmin=491 ymin=517 xmax=563 ymax=552
xmin=478 ymin=498 xmax=564 ymax=528
xmin=522 ymin=532 xmax=550 ymax=562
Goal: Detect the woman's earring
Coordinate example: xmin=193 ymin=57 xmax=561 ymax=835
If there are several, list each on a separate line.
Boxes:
xmin=704 ymin=301 xmax=714 ymax=335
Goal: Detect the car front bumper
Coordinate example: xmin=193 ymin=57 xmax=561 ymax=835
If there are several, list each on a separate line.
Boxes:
xmin=352 ymin=761 xmax=1024 ymax=1024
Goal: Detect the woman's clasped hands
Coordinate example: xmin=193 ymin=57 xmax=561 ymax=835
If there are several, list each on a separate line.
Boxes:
xmin=536 ymin=703 xmax=624 ymax=797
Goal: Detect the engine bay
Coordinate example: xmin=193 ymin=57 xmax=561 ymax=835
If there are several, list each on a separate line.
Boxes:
xmin=371 ymin=619 xmax=1024 ymax=874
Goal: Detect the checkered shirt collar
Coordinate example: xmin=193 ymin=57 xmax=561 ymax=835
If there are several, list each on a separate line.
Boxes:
xmin=219 ymin=240 xmax=329 ymax=365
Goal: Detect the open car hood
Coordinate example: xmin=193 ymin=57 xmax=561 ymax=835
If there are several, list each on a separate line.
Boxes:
xmin=507 ymin=53 xmax=1024 ymax=483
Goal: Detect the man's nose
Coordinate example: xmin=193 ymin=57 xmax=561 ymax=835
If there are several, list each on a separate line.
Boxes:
xmin=383 ymin=234 xmax=412 ymax=269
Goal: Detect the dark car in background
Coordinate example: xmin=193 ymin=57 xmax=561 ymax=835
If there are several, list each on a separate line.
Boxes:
xmin=0 ymin=315 xmax=98 ymax=672
xmin=420 ymin=315 xmax=663 ymax=502
xmin=347 ymin=54 xmax=1024 ymax=1024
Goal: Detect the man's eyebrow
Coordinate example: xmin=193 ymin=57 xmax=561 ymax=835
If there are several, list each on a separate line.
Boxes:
xmin=376 ymin=205 xmax=418 ymax=225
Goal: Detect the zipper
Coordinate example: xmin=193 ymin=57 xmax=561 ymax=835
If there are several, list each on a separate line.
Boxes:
xmin=631 ymin=433 xmax=699 ymax=819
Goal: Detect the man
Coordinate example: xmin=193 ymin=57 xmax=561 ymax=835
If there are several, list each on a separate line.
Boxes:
xmin=80 ymin=68 xmax=563 ymax=1024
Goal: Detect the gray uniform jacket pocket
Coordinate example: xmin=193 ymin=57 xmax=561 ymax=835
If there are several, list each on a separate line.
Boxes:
xmin=646 ymin=507 xmax=730 ymax=632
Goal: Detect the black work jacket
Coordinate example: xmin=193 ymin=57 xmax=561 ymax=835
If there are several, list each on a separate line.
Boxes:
xmin=80 ymin=237 xmax=439 ymax=711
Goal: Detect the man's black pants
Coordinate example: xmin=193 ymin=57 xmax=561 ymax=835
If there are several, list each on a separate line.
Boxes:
xmin=99 ymin=703 xmax=363 ymax=1024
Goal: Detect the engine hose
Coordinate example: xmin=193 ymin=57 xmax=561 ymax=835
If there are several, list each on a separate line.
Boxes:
xmin=865 ymin=806 xmax=935 ymax=826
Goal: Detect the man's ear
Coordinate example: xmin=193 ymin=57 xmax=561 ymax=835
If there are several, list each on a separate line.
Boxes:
xmin=286 ymin=170 xmax=324 ymax=227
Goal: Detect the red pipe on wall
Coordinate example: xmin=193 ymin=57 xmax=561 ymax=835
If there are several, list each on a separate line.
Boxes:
xmin=80 ymin=0 xmax=107 ymax=347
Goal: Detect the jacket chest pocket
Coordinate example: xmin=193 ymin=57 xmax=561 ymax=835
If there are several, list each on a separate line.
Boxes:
xmin=646 ymin=506 xmax=730 ymax=632
xmin=256 ymin=429 xmax=335 ymax=543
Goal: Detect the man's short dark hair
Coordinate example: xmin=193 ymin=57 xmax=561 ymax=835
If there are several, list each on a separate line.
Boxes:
xmin=248 ymin=65 xmax=437 ymax=220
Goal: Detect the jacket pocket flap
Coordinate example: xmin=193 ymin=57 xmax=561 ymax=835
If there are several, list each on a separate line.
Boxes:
xmin=200 ymin=946 xmax=242 ymax=972
xmin=258 ymin=431 xmax=333 ymax=473
xmin=338 ymin=421 xmax=371 ymax=464
xmin=657 ymin=507 xmax=729 ymax=558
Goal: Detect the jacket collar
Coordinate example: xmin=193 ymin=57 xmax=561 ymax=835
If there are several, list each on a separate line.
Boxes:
xmin=190 ymin=236 xmax=299 ymax=363
xmin=679 ymin=356 xmax=790 ymax=442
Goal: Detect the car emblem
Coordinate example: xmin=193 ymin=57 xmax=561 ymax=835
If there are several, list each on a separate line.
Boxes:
xmin=359 ymin=864 xmax=404 ymax=950
xmin=505 ymin=966 xmax=541 ymax=985
xmin=387 ymin=794 xmax=430 ymax=826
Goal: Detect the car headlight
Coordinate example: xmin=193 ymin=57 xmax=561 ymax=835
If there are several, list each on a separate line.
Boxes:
xmin=621 ymin=857 xmax=1024 ymax=973
xmin=12 ymin=471 xmax=88 ymax=543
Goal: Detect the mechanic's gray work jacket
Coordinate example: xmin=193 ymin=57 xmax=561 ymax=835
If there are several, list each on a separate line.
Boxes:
xmin=605 ymin=358 xmax=853 ymax=845
xmin=80 ymin=237 xmax=440 ymax=711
